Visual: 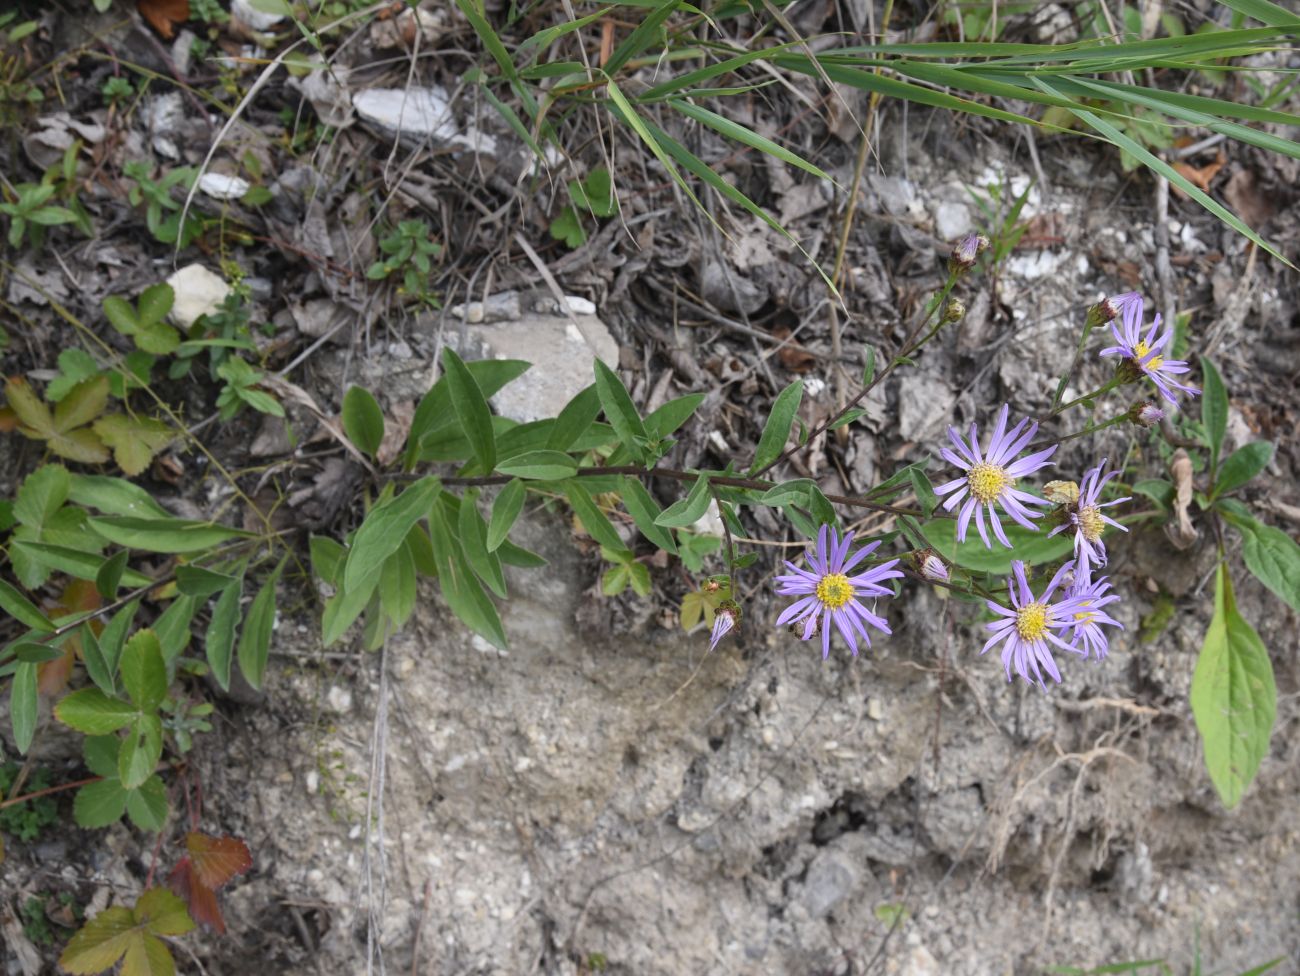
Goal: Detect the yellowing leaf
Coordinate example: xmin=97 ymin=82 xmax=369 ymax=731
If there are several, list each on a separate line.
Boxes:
xmin=5 ymin=375 xmax=110 ymax=463
xmin=58 ymin=906 xmax=136 ymax=974
xmin=93 ymin=414 xmax=174 ymax=475
xmin=55 ymin=376 xmax=111 ymax=432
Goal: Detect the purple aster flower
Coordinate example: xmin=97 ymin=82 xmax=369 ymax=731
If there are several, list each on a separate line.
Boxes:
xmin=774 ymin=524 xmax=903 ymax=659
xmin=1048 ymin=457 xmax=1130 ymax=581
xmin=1099 ymin=292 xmax=1199 ymax=407
xmin=982 ymin=560 xmax=1090 ymax=690
xmin=934 ymin=404 xmax=1058 ymax=549
xmin=708 ymin=601 xmax=740 ymax=652
xmin=949 ymin=233 xmax=989 ymax=274
xmin=1066 ymin=574 xmax=1123 ymax=660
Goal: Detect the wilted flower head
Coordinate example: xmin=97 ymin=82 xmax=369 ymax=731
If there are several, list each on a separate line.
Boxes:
xmin=1067 ymin=575 xmax=1123 ymax=660
xmin=1099 ymin=293 xmax=1199 ymax=407
xmin=934 ymin=404 xmax=1057 ymax=549
xmin=1048 ymin=458 xmax=1130 ymax=582
xmin=774 ymin=525 xmax=903 ymax=659
xmin=1130 ymin=401 xmax=1164 ymax=428
xmin=983 ymin=560 xmax=1090 ymax=690
xmin=709 ymin=600 xmax=741 ymax=652
xmin=1095 ymin=290 xmax=1143 ymax=325
xmin=943 ymin=299 xmax=966 ymax=324
xmin=913 ymin=548 xmax=950 ymax=583
xmin=949 ymin=233 xmax=990 ymax=274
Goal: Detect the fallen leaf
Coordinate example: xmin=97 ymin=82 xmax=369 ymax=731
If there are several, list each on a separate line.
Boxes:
xmin=137 ymin=0 xmax=190 ymax=38
xmin=375 ymin=400 xmax=414 ymax=467
xmin=1222 ymin=168 xmax=1275 ymax=229
xmin=1165 ymin=448 xmax=1199 ymax=550
xmin=168 ymin=832 xmax=252 ymax=934
xmin=769 ymin=328 xmax=816 ymax=373
xmin=1172 ymin=150 xmax=1225 ymax=196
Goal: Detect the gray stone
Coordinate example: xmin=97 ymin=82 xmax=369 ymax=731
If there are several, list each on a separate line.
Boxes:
xmin=802 ymin=849 xmax=859 ymax=917
xmin=933 ymin=200 xmax=972 ymax=241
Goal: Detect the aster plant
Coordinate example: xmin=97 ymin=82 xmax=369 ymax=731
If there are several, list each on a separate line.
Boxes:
xmin=1099 ymin=291 xmax=1199 ymax=407
xmin=1049 ymin=457 xmax=1130 ymax=581
xmin=982 ymin=561 xmax=1091 ymax=690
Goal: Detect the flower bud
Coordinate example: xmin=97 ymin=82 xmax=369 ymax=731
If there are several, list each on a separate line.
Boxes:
xmin=701 ymin=575 xmax=728 ymax=595
xmin=708 ymin=600 xmax=741 ymax=651
xmin=1043 ymin=480 xmax=1080 ymax=505
xmin=942 ymin=299 xmax=966 ymax=324
xmin=1129 ymin=401 xmax=1164 ymax=428
xmin=949 ymin=233 xmax=989 ymax=274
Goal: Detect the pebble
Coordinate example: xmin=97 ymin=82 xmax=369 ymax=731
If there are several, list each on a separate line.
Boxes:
xmin=166 ymin=264 xmax=231 ymax=329
xmin=198 ymin=172 xmax=251 ymax=201
xmin=326 ymin=685 xmax=353 ymax=713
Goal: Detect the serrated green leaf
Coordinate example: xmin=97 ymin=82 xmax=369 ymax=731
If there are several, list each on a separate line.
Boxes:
xmin=120 ymin=629 xmax=167 ymax=713
xmin=137 ymin=283 xmax=174 ymax=326
xmin=343 ymin=476 xmax=441 ymax=594
xmin=92 ymin=414 xmax=174 ymax=476
xmin=125 ymin=774 xmax=168 ymax=831
xmin=54 ymin=375 xmax=110 ymax=433
xmin=59 ymin=905 xmax=137 ymax=974
xmin=487 ymin=479 xmax=526 ymax=552
xmin=56 ymin=688 xmax=139 ymax=734
xmin=238 ymin=557 xmax=285 ymax=690
xmin=593 ymin=359 xmax=648 ymax=464
xmin=750 ymin=379 xmax=803 ymax=475
xmin=119 ymin=713 xmax=163 ymax=790
xmin=1191 ymin=563 xmax=1276 ymax=808
xmin=74 ymin=776 xmax=129 ymax=829
xmin=1213 ymin=441 xmax=1272 ymax=498
xmin=442 ymin=347 xmax=496 ymax=473
xmin=342 ymin=385 xmax=385 ymax=459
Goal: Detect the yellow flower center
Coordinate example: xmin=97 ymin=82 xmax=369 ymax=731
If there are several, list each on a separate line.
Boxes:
xmin=1134 ymin=339 xmax=1163 ymax=372
xmin=1015 ymin=602 xmax=1049 ymax=641
xmin=1073 ymin=599 xmax=1096 ymax=625
xmin=1077 ymin=505 xmax=1105 ymax=542
xmin=967 ymin=462 xmax=1012 ymax=504
xmin=816 ymin=573 xmax=853 ymax=610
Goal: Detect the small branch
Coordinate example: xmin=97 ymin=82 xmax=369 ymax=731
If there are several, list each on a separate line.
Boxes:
xmin=0 ymin=775 xmax=102 ymax=811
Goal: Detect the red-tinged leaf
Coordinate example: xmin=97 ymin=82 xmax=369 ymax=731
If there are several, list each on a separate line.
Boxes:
xmin=40 ymin=579 xmax=104 ymax=695
xmin=0 ymin=404 xmax=17 ymax=432
xmin=186 ymin=832 xmax=252 ymax=890
xmin=137 ymin=0 xmax=190 ymax=38
xmin=168 ymin=858 xmax=225 ymax=933
xmin=37 ymin=643 xmax=76 ymax=696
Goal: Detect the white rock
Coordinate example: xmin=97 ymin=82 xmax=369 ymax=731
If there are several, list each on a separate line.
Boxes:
xmin=933 ymin=200 xmax=972 ymax=241
xmin=353 ymin=87 xmax=457 ymax=142
xmin=197 ymin=172 xmax=251 ymax=201
xmin=326 ymin=685 xmax=353 ymax=713
xmin=166 ymin=265 xmax=232 ymax=328
xmin=232 ymin=0 xmax=285 ymax=30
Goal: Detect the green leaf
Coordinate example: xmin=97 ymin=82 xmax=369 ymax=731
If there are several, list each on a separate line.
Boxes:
xmin=456 ymin=490 xmax=507 ymax=598
xmin=56 ymin=688 xmax=139 ymax=734
xmin=74 ymin=776 xmax=129 ymax=829
xmin=441 ymin=347 xmax=497 ymax=473
xmin=321 ymin=572 xmax=379 ymax=647
xmin=103 ymin=295 xmax=140 ymax=336
xmin=342 ymin=385 xmax=385 ymax=459
xmin=1220 ymin=504 xmax=1300 ymax=612
xmin=620 ymin=477 xmax=678 ymax=554
xmin=428 ymin=504 xmax=508 ymax=649
xmin=861 ymin=347 xmax=876 ymax=388
xmin=175 ymin=565 xmax=238 ymax=598
xmin=69 ymin=474 xmax=170 ymax=518
xmin=1217 ymin=0 xmax=1300 ymax=27
xmin=749 ymin=379 xmax=803 ymax=475
xmin=565 ymin=481 xmax=627 ymax=551
xmin=378 ymin=542 xmax=417 ymax=632
xmin=88 ymin=516 xmax=253 ymax=553
xmin=10 ymin=661 xmax=38 ymax=753
xmin=547 ymin=384 xmax=602 ymax=452
xmin=92 ymin=414 xmax=174 ymax=476
xmin=495 ymin=538 xmax=547 ymax=568
xmin=152 ymin=595 xmax=196 ymax=663
xmin=487 ymin=479 xmax=526 ymax=552
xmin=593 ymin=359 xmax=648 ymax=464
xmin=921 ymin=516 xmax=1074 ymax=575
xmin=120 ymin=629 xmax=167 ymax=713
xmin=59 ymin=905 xmax=137 ymax=974
xmin=1200 ymin=357 xmax=1228 ymax=471
xmin=125 ymin=775 xmax=168 ymax=831
xmin=0 ymin=578 xmax=55 ymax=632
xmin=1191 ymin=563 xmax=1276 ymax=809
xmin=1213 ymin=441 xmax=1272 ymax=498
xmin=98 ymin=600 xmax=139 ymax=679
xmin=137 ymin=283 xmax=174 ymax=326
xmin=205 ymin=577 xmax=242 ymax=691
xmin=655 ymin=472 xmax=712 ymax=528
xmin=96 ymin=549 xmax=130 ymax=598
xmin=669 ymin=99 xmax=835 ymax=183
xmin=81 ymin=625 xmax=114 ymax=695
xmin=119 ymin=713 xmax=163 ymax=790
xmin=14 ymin=463 xmax=71 ymax=529
xmin=238 ymin=558 xmax=285 ymax=690
xmin=342 ymin=477 xmax=441 ymax=594
xmin=496 ymin=450 xmax=579 ymax=480
xmin=910 ymin=469 xmax=938 ymax=518
xmin=644 ymin=393 xmax=706 ymax=440
xmin=310 ymin=536 xmax=346 ymax=586
xmin=405 ymin=359 xmax=529 ymax=467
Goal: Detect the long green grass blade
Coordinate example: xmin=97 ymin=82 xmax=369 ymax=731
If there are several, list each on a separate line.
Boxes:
xmin=639 ymin=41 xmax=799 ymax=101
xmin=453 ymin=0 xmax=519 ymax=83
xmin=668 ymin=99 xmax=836 ymax=183
xmin=605 ymin=0 xmax=685 ymax=77
xmin=1217 ymin=0 xmax=1300 ymax=27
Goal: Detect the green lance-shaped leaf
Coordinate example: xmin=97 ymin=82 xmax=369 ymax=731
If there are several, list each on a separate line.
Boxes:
xmin=342 ymin=476 xmax=441 ymax=594
xmin=457 ymin=490 xmax=507 ymax=598
xmin=547 ymin=383 xmax=602 ymax=452
xmin=593 ymin=359 xmax=649 ymax=464
xmin=441 ymin=347 xmax=496 ymax=473
xmin=620 ymin=477 xmax=677 ymax=554
xmin=0 ymin=578 xmax=55 ymax=632
xmin=1191 ymin=562 xmax=1276 ymax=809
xmin=1200 ymin=356 xmax=1228 ymax=471
xmin=644 ymin=393 xmax=706 ymax=441
xmin=749 ymin=379 xmax=803 ymax=475
xmin=10 ymin=662 xmax=38 ymax=754
xmin=87 ymin=516 xmax=253 ymax=554
xmin=1220 ymin=503 xmax=1300 ymax=613
xmin=655 ymin=472 xmax=712 ymax=529
xmin=238 ymin=557 xmax=286 ymax=690
xmin=342 ymin=385 xmax=385 ymax=459
xmin=565 ymin=480 xmax=627 ymax=551
xmin=1213 ymin=441 xmax=1273 ymax=498
xmin=206 ymin=576 xmax=243 ymax=692
xmin=487 ymin=479 xmax=526 ymax=553
xmin=496 ymin=450 xmax=578 ymax=481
